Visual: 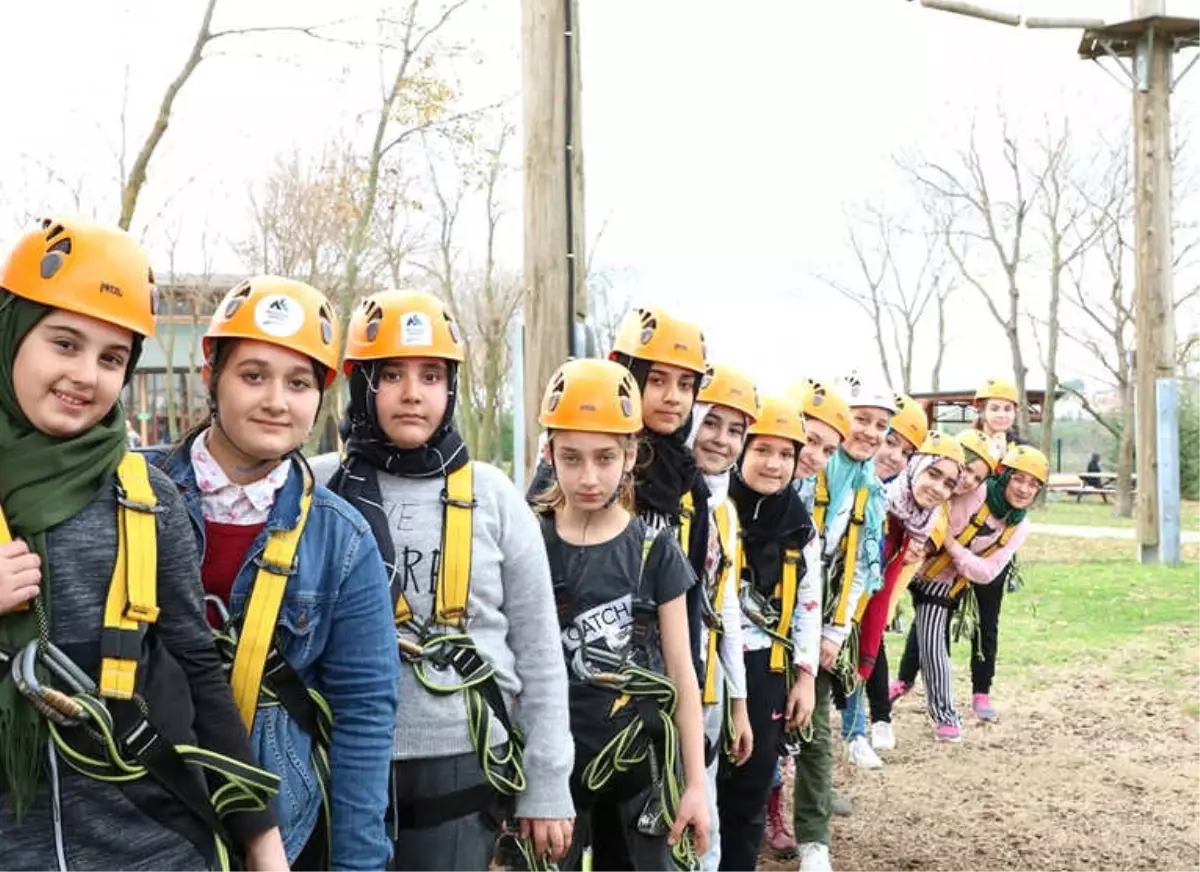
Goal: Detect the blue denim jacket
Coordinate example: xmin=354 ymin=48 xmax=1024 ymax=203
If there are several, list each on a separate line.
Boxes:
xmin=145 ymin=441 xmax=399 ymax=871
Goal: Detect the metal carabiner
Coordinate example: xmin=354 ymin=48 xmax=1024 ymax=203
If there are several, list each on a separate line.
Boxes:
xmin=204 ymin=595 xmax=236 ymax=636
xmin=571 ymin=642 xmax=630 ymax=691
xmin=12 ymin=641 xmax=95 ymax=727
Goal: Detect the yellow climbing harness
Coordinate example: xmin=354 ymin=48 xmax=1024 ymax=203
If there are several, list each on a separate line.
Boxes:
xmin=830 ymin=488 xmax=869 ymax=627
xmin=394 ymin=464 xmax=473 ymax=627
xmin=1 ymin=453 xmax=280 ymax=872
xmin=702 ymin=502 xmax=735 ymax=705
xmin=813 ymin=470 xmax=831 ymax=535
xmin=679 ymin=491 xmax=694 ymax=557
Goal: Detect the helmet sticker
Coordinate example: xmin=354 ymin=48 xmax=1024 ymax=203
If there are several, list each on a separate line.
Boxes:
xmin=401 ymin=311 xmax=433 ymax=346
xmin=254 ymin=294 xmax=306 ymax=338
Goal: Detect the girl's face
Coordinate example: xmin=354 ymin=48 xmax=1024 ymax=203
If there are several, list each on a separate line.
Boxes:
xmin=693 ymin=404 xmax=747 ymax=475
xmin=874 ymin=430 xmax=916 ymax=480
xmin=740 ymin=435 xmax=796 ymax=495
xmin=912 ymin=458 xmax=960 ymax=509
xmin=796 ymin=417 xmax=841 ymax=479
xmin=210 ymin=340 xmax=321 ymax=460
xmin=844 ymin=406 xmax=890 ymax=462
xmin=13 ymin=309 xmax=133 ymax=438
xmin=955 ymin=458 xmax=991 ymax=496
xmin=641 ymin=363 xmax=697 ymax=435
xmin=981 ymin=399 xmax=1016 ymax=436
xmin=548 ymin=431 xmax=634 ymax=511
xmin=374 ymin=357 xmax=450 ymax=449
xmin=1004 ymin=469 xmax=1042 ymax=509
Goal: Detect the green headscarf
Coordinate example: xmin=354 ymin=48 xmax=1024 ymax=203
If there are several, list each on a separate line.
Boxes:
xmin=985 ymin=468 xmax=1028 ymax=526
xmin=0 ymin=294 xmax=132 ymax=818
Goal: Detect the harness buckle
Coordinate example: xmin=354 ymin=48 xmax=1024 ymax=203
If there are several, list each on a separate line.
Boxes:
xmin=441 ymin=492 xmax=478 ymax=511
xmin=12 ymin=641 xmax=96 ymax=727
xmin=253 ymin=553 xmax=299 ymax=578
xmin=123 ymin=603 xmax=161 ymax=623
xmin=115 ymin=490 xmax=164 ymax=515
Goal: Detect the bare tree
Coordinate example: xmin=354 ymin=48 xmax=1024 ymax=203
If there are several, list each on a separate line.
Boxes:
xmin=1032 ymin=119 xmax=1107 ymax=467
xmin=417 ymin=118 xmax=521 ymax=464
xmin=117 ymin=0 xmax=345 ymax=230
xmin=584 ymin=211 xmax=635 ymax=353
xmin=910 ymin=115 xmax=1049 ymax=434
xmin=818 ymin=201 xmax=948 ymax=393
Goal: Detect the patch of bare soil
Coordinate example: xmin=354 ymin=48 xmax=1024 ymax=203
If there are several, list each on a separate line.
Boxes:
xmin=759 ymin=664 xmax=1200 ymax=871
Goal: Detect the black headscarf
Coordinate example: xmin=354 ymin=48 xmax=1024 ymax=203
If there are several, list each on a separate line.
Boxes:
xmin=730 ymin=444 xmax=814 ymax=596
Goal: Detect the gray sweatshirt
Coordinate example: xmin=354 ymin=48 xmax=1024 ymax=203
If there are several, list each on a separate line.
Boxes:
xmin=310 ymin=455 xmax=574 ymax=820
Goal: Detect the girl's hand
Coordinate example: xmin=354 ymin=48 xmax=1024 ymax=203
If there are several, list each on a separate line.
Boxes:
xmin=669 ymin=784 xmax=711 ymax=857
xmin=730 ymin=699 xmax=754 ymax=766
xmin=786 ymin=669 xmax=816 ymax=730
xmin=243 ymin=828 xmax=289 ymax=872
xmin=0 ymin=540 xmax=41 ymax=614
xmin=819 ymin=638 xmax=840 ymax=673
xmin=518 ymin=817 xmax=574 ymax=862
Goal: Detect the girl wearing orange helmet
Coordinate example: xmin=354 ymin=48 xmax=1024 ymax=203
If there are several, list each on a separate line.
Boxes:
xmin=0 ymin=218 xmax=287 ymax=871
xmin=317 ymin=290 xmax=574 ymax=872
xmin=685 ymin=364 xmax=757 ymax=872
xmin=891 ymin=445 xmax=1047 ymax=742
xmin=533 ymin=358 xmax=710 ymax=872
xmin=149 ymin=277 xmax=400 ymax=870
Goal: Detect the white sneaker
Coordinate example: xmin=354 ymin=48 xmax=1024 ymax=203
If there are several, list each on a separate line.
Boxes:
xmin=845 ymin=734 xmax=884 ymax=770
xmin=871 ymin=720 xmax=896 ymax=751
xmin=798 ymin=842 xmax=833 ymax=872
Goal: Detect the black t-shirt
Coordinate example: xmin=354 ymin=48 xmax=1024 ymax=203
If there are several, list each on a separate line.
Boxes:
xmin=540 ymin=515 xmax=695 ymax=763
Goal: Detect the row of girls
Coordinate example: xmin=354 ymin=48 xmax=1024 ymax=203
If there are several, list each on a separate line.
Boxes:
xmin=0 ymin=215 xmax=1048 ymax=872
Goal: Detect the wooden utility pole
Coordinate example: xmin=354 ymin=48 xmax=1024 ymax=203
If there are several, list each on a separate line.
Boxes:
xmin=1132 ymin=0 xmax=1173 ymax=561
xmin=521 ymin=0 xmax=587 ymax=486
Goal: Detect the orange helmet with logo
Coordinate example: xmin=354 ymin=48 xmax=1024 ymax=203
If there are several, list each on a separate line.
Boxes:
xmin=747 ymin=395 xmax=808 ymax=445
xmin=786 ymin=378 xmax=852 ymax=442
xmin=1 ymin=216 xmax=158 ymax=338
xmin=975 ymin=378 xmax=1019 ymax=406
xmin=998 ymin=444 xmax=1049 ymax=485
xmin=343 ymin=290 xmax=466 ymax=375
xmin=891 ymin=393 xmax=930 ymax=450
xmin=917 ymin=430 xmax=966 ymax=466
xmin=540 ymin=358 xmax=642 ymax=435
xmin=205 ymin=277 xmax=340 ymax=387
xmin=698 ymin=363 xmax=760 ymax=423
xmin=610 ymin=306 xmax=707 ymax=375
xmin=956 ymin=429 xmax=998 ymax=472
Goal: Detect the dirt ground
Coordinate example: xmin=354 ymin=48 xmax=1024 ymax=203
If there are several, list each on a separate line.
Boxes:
xmin=759 ymin=662 xmax=1200 ymax=871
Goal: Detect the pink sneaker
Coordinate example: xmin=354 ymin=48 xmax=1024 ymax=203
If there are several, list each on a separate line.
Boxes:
xmin=934 ymin=723 xmax=962 ymax=742
xmin=972 ymin=693 xmax=999 ymax=722
xmin=888 ymin=680 xmax=913 ymax=703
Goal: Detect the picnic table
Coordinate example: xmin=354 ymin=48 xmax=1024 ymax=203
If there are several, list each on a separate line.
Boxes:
xmin=1047 ymin=471 xmax=1137 ymax=504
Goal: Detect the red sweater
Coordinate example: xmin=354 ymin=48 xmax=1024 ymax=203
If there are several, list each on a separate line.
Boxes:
xmin=201 ymin=519 xmax=265 ymax=628
xmin=857 ymin=519 xmax=908 ymax=680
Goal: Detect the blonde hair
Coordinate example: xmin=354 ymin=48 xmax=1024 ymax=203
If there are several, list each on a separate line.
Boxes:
xmin=533 ymin=432 xmax=639 ymax=515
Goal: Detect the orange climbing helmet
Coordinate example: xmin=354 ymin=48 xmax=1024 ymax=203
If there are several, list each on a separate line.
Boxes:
xmin=998 ymin=444 xmax=1049 ymax=485
xmin=747 ymin=394 xmax=808 ymax=445
xmin=917 ymin=430 xmax=966 ymax=466
xmin=786 ymin=378 xmax=852 ymax=442
xmin=956 ymin=429 xmax=998 ymax=472
xmin=891 ymin=394 xmax=930 ymax=450
xmin=343 ymin=290 xmax=466 ymax=375
xmin=698 ymin=363 xmax=760 ymax=423
xmin=205 ymin=276 xmax=340 ymax=387
xmin=975 ymin=378 xmax=1019 ymax=406
xmin=610 ymin=306 xmax=707 ymax=375
xmin=539 ymin=358 xmax=643 ymax=435
xmin=0 ymin=215 xmax=158 ymax=338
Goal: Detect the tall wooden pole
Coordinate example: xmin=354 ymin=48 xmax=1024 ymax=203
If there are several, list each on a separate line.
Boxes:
xmin=521 ymin=0 xmax=586 ymax=487
xmin=1131 ymin=0 xmax=1176 ymax=562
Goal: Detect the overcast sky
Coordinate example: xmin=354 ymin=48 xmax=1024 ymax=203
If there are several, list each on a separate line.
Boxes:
xmin=0 ymin=0 xmax=1196 ymax=396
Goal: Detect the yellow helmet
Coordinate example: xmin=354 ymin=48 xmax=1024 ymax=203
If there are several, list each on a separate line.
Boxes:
xmin=956 ymin=430 xmax=998 ymax=472
xmin=891 ymin=394 xmax=929 ymax=450
xmin=975 ymin=378 xmax=1019 ymax=406
xmin=698 ymin=363 xmax=760 ymax=423
xmin=998 ymin=444 xmax=1049 ymax=485
xmin=747 ymin=395 xmax=808 ymax=445
xmin=786 ymin=379 xmax=851 ymax=442
xmin=610 ymin=306 xmax=707 ymax=374
xmin=917 ymin=430 xmax=965 ymax=466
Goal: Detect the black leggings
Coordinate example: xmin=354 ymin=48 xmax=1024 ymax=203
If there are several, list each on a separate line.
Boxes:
xmin=716 ymin=649 xmax=786 ymax=872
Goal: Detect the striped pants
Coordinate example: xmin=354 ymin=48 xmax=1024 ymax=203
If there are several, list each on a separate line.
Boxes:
xmin=911 ymin=581 xmax=961 ymax=728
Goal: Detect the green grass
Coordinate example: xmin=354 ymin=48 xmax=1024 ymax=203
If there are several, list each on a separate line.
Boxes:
xmin=1032 ymin=498 xmax=1200 ymax=531
xmin=947 ymin=548 xmax=1200 ymax=701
